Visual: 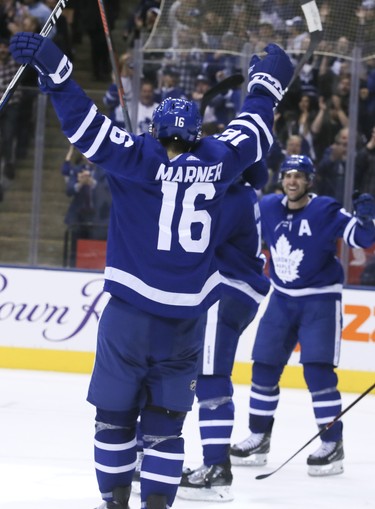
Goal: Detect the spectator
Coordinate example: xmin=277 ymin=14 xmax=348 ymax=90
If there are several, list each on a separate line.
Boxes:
xmin=21 ymin=0 xmax=56 ymax=36
xmin=122 ymin=0 xmax=161 ymax=48
xmin=163 ymin=24 xmax=206 ymax=98
xmin=0 ymin=37 xmax=21 ymax=180
xmin=155 ymin=66 xmax=186 ymax=102
xmin=62 ymin=146 xmax=111 ymax=267
xmin=45 ymin=0 xmax=74 ymax=60
xmin=79 ymin=0 xmax=118 ymax=81
xmin=355 ymin=125 xmax=375 ymax=195
xmin=136 ymin=79 xmax=159 ymax=134
xmin=191 ymin=73 xmax=217 ymax=124
xmin=266 ymin=134 xmax=310 ymax=194
xmin=310 ymin=94 xmax=349 ymax=163
xmin=316 ymin=127 xmax=349 ymax=203
xmin=102 ymin=53 xmax=134 ymax=128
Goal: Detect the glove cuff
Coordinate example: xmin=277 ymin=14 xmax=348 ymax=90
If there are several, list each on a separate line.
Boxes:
xmin=49 ymin=54 xmax=72 ymax=84
xmin=248 ymin=72 xmax=283 ymax=102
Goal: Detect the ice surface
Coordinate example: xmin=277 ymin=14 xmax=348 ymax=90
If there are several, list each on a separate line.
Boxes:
xmin=0 ymin=369 xmax=373 ymax=508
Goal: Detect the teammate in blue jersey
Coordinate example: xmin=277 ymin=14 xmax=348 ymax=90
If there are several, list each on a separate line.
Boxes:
xmin=176 ymin=165 xmax=271 ymax=502
xmin=230 ymin=155 xmax=375 ymax=477
xmin=9 ymin=32 xmax=293 ymax=509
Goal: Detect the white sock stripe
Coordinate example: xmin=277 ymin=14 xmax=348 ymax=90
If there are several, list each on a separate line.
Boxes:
xmin=249 ymin=407 xmax=276 ymax=416
xmin=201 ymin=438 xmax=231 ymax=445
xmin=94 ymin=437 xmax=137 ymax=451
xmin=144 ymin=449 xmax=184 ymax=461
xmin=250 ymin=390 xmax=279 ymax=402
xmin=313 ymin=399 xmax=342 ymax=408
xmin=140 ymin=471 xmax=181 ymax=484
xmin=95 ymin=459 xmax=137 ymax=474
xmin=316 ymin=416 xmax=339 ymax=425
xmin=199 ymin=419 xmax=234 ymax=427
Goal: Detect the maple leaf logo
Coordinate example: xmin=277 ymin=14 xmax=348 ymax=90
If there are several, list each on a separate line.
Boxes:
xmin=270 ymin=234 xmax=304 ymax=283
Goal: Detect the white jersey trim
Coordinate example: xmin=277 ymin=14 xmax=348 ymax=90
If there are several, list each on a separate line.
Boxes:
xmin=271 ymin=281 xmax=343 ymax=297
xmin=221 ymin=275 xmax=267 ymax=304
xmin=68 ymin=104 xmax=97 ymax=143
xmin=105 ymin=266 xmax=222 ymax=306
xmin=343 ymin=217 xmax=361 ymax=248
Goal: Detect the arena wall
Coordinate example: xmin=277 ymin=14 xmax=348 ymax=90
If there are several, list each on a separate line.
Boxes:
xmin=0 ymin=267 xmax=373 ymax=394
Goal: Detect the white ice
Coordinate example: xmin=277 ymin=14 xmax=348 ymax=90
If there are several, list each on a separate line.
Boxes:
xmin=0 ymin=369 xmax=373 ymax=508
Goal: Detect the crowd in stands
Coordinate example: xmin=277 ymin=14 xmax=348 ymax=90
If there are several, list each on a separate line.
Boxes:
xmin=0 ymin=1 xmax=375 ymax=278
xmin=102 ymin=0 xmax=375 ymax=205
xmin=0 ymin=0 xmax=119 ymax=200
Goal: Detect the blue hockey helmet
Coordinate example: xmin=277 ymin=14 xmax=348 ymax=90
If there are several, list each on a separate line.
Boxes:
xmin=150 ymin=97 xmax=202 ymax=144
xmin=279 ymin=155 xmax=315 ymax=181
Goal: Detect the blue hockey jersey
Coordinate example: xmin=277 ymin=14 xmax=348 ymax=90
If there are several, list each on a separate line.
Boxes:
xmin=48 ymin=80 xmax=274 ymax=317
xmin=217 ymin=182 xmax=270 ymax=305
xmin=260 ymin=193 xmax=375 ymax=298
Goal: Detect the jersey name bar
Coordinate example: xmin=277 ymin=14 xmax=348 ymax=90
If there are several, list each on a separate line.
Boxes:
xmin=155 ymin=162 xmax=223 ymax=183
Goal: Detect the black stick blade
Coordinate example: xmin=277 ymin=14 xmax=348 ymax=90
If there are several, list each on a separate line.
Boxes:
xmin=200 ymin=74 xmax=244 ymax=116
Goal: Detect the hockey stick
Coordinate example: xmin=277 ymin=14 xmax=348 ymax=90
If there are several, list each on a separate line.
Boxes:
xmin=97 ymin=0 xmax=133 ymax=133
xmin=256 ymin=382 xmax=375 ymax=480
xmin=200 ymin=74 xmax=244 ymax=116
xmin=0 ymin=0 xmax=70 ymax=114
xmin=285 ymin=0 xmax=323 ymax=92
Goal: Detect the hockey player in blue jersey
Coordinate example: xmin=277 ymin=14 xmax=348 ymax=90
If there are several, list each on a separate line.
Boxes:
xmin=175 ymin=162 xmax=271 ymax=502
xmin=9 ymin=32 xmax=293 ymax=509
xmin=230 ymin=155 xmax=375 ymax=477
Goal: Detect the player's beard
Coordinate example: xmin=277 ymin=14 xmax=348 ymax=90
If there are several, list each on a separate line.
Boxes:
xmin=286 ymin=186 xmax=310 ymax=203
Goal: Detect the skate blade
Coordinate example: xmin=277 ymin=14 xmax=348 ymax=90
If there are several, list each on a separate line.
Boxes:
xmin=230 ymin=453 xmax=267 ymax=466
xmin=177 ymin=485 xmax=234 ymax=502
xmin=308 ymin=460 xmax=344 ymax=477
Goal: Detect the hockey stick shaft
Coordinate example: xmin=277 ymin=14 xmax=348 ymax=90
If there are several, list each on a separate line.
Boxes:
xmin=200 ymin=74 xmax=244 ymax=116
xmin=256 ymin=382 xmax=375 ymax=480
xmin=285 ymin=0 xmax=323 ymax=92
xmin=0 ymin=0 xmax=70 ymax=113
xmin=97 ymin=0 xmax=133 ymax=133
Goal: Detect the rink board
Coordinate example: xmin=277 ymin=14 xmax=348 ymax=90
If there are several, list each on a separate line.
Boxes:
xmin=0 ymin=266 xmax=374 ymax=393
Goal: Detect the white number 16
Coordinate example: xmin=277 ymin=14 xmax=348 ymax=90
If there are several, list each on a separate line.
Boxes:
xmin=157 ymin=181 xmax=215 ymax=253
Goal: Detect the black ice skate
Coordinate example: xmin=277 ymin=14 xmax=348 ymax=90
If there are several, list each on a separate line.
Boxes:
xmin=146 ymin=494 xmax=167 ymax=508
xmin=94 ymin=486 xmax=131 ymax=508
xmin=177 ymin=460 xmax=233 ymax=502
xmin=230 ymin=431 xmax=271 ymax=466
xmin=307 ymin=440 xmax=344 ymax=476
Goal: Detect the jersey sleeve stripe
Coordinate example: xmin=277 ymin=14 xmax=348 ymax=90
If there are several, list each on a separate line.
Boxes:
xmin=83 ymin=116 xmax=112 ymax=159
xmin=68 ymin=104 xmax=98 ymax=143
xmin=343 ymin=217 xmax=361 ymax=248
xmin=248 ymin=113 xmax=274 ymax=146
xmin=226 ymin=119 xmax=262 ymax=161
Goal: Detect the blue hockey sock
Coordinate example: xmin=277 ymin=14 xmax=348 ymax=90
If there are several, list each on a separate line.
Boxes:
xmin=94 ymin=408 xmax=138 ymax=501
xmin=140 ymin=406 xmax=186 ymax=507
xmin=304 ymin=363 xmax=343 ymax=442
xmin=250 ymin=362 xmax=282 ymax=433
xmin=197 ymin=375 xmax=234 ymax=466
